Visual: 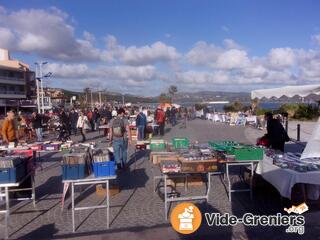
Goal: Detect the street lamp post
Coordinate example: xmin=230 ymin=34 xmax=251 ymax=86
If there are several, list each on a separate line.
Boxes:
xmin=34 ymin=61 xmax=48 ymax=114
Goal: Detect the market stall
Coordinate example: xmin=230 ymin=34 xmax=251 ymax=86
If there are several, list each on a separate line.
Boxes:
xmin=151 ymin=138 xmax=265 ymax=218
xmin=256 ymin=152 xmax=320 ymax=199
xmin=61 ymin=145 xmax=117 ymax=232
xmin=251 ymin=84 xmax=320 ymax=201
xmin=0 ymin=152 xmax=36 ymax=239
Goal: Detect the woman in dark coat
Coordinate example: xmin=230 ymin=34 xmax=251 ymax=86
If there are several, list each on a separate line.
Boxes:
xmin=265 ymin=112 xmax=290 ymax=152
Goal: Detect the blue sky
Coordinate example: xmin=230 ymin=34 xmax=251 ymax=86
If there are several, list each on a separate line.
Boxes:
xmin=1 ymin=1 xmax=320 ymax=95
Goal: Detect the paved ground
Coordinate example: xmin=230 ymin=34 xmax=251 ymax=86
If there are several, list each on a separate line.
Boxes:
xmin=0 ymin=119 xmax=319 ymax=240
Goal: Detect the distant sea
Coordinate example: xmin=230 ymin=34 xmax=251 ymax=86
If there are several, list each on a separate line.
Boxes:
xmin=144 ymin=102 xmax=283 ymax=111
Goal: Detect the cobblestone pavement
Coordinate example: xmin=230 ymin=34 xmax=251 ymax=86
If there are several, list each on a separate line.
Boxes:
xmin=0 ymin=119 xmax=319 ymax=240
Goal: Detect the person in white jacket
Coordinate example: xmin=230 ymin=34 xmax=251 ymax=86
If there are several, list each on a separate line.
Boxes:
xmin=77 ymin=111 xmax=89 ymax=142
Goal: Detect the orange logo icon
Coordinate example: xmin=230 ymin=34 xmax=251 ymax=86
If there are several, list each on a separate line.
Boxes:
xmin=170 ymin=202 xmax=202 ymax=234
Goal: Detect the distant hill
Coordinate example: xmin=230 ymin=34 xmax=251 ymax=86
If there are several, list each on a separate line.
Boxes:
xmin=59 ymin=89 xmax=319 ymax=104
xmin=174 ymin=91 xmax=251 ymax=102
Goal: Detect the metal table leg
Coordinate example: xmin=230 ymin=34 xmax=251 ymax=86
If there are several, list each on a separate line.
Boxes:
xmin=250 ymin=162 xmax=253 ymax=200
xmin=71 ymin=182 xmax=75 ymax=232
xmin=206 ymin=172 xmax=212 ymax=200
xmin=106 ymin=180 xmax=110 ymax=229
xmin=5 ymin=186 xmax=9 ymax=239
xmin=226 ymin=163 xmax=232 ymax=201
xmin=164 ymin=174 xmax=168 ymax=220
xmin=32 ymin=174 xmax=36 ymax=207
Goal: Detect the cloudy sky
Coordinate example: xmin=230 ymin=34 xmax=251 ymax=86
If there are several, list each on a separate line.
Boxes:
xmin=1 ymin=0 xmax=320 ymax=96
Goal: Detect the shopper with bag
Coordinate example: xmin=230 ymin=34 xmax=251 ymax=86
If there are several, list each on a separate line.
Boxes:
xmin=110 ymin=108 xmax=131 ymax=169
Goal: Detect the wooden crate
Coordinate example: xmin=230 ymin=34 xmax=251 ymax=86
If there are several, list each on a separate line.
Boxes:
xmin=150 ymin=152 xmax=178 ymax=164
xmin=179 ymin=159 xmax=219 ymax=173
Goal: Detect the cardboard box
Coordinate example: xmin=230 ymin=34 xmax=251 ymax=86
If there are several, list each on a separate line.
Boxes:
xmin=150 ymin=152 xmax=179 ymax=164
xmin=167 ymin=176 xmax=203 ymax=187
xmin=96 ymin=184 xmax=120 ymax=197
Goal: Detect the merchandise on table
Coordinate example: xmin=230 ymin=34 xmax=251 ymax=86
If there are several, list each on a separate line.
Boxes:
xmin=208 ymin=141 xmax=240 ymax=151
xmin=60 ymin=141 xmax=73 ymax=152
xmin=62 ymin=152 xmax=90 ymax=180
xmin=28 ymin=144 xmax=43 ymax=151
xmin=150 ymin=152 xmax=179 ymax=164
xmin=179 ymin=159 xmax=219 ymax=173
xmin=172 ymin=137 xmax=189 ymax=149
xmin=0 ymin=156 xmax=27 ymax=183
xmin=271 ymin=152 xmax=320 ymax=172
xmin=43 ymin=142 xmax=61 ymax=151
xmin=136 ymin=140 xmax=150 ymax=150
xmin=160 ymin=160 xmax=181 ymax=173
xmin=92 ymin=149 xmax=116 ymax=177
xmin=150 ymin=139 xmax=166 ymax=151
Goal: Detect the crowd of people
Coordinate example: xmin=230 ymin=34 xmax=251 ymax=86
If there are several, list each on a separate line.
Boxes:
xmin=0 ymin=104 xmax=194 ymax=170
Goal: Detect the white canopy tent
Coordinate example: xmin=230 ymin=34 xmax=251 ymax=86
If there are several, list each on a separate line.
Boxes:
xmin=300 ymin=117 xmax=320 ymax=159
xmin=251 ymin=84 xmax=320 ymax=159
xmin=251 ymin=84 xmax=320 ymax=99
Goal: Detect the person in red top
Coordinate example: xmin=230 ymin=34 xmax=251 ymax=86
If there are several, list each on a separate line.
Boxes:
xmin=87 ymin=109 xmax=93 ymax=131
xmin=155 ymin=107 xmax=166 ymax=136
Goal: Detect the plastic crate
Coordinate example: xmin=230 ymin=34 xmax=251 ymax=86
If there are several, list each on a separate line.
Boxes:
xmin=228 ymin=146 xmax=264 ymax=160
xmin=0 ymin=162 xmax=26 ymax=183
xmin=93 ymin=161 xmax=116 ymax=177
xmin=62 ymin=164 xmax=87 ymax=180
xmin=172 ymin=138 xmax=189 ymax=149
xmin=208 ymin=141 xmax=240 ymax=151
xmin=150 ymin=143 xmax=166 ymax=151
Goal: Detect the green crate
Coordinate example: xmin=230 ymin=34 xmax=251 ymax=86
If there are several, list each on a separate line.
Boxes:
xmin=172 ymin=138 xmax=190 ymax=149
xmin=227 ymin=146 xmax=264 ymax=160
xmin=150 ymin=143 xmax=166 ymax=151
xmin=208 ymin=141 xmax=240 ymax=151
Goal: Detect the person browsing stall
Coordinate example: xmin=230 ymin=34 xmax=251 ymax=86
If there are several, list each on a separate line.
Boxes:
xmin=2 ymin=110 xmax=18 ymax=145
xmin=110 ymin=108 xmax=131 ymax=170
xmin=136 ymin=108 xmax=147 ymax=140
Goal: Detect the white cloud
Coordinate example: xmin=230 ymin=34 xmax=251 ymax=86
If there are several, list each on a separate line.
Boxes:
xmin=223 ymin=39 xmax=243 ymax=49
xmin=186 ymin=41 xmax=222 ymax=66
xmin=118 ymin=41 xmax=180 ymax=65
xmin=186 ymin=40 xmax=249 ymax=69
xmin=175 ymin=70 xmax=230 ymax=85
xmin=241 ymin=65 xmax=268 ymax=78
xmin=0 ymin=27 xmax=15 ymax=48
xmin=267 ymin=48 xmax=296 ymax=69
xmin=311 ymin=34 xmax=320 ymax=45
xmin=0 ymin=7 xmax=180 ymax=65
xmin=44 ymin=63 xmax=157 ymax=87
xmin=216 ymin=49 xmax=250 ymax=69
xmin=0 ymin=7 xmax=105 ymax=62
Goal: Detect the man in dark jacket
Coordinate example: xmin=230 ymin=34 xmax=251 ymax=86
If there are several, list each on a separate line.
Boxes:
xmin=265 ymin=112 xmax=290 ymax=152
xmin=136 ymin=108 xmax=147 ymax=140
xmin=69 ymin=109 xmax=79 ymax=135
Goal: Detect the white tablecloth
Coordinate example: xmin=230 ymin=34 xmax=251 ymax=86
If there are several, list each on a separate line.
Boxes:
xmin=256 ymin=156 xmax=320 ymax=199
